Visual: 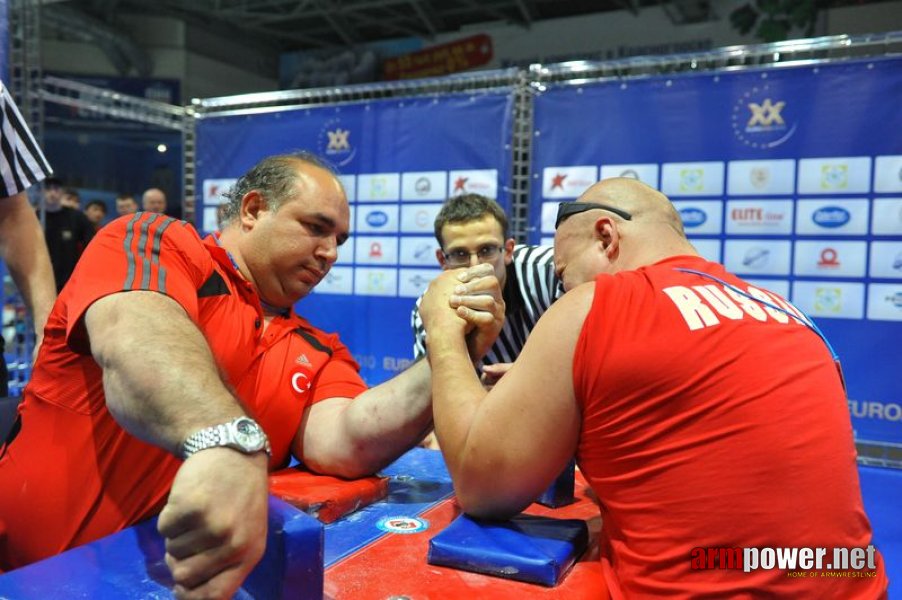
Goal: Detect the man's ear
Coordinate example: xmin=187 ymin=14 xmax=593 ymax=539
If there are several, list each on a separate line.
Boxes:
xmin=595 ymin=217 xmax=618 ymax=257
xmin=436 ymin=247 xmax=448 ymax=270
xmin=239 ymin=191 xmax=267 ymax=230
xmin=503 ymin=238 xmax=515 ymax=266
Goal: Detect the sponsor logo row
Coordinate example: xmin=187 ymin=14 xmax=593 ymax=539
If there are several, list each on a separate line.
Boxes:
xmin=540 ymin=156 xmax=902 ymax=199
xmin=314 ymin=267 xmax=440 ymax=298
xmin=541 ymin=198 xmax=902 ymax=236
xmin=202 ymin=169 xmax=498 ymax=207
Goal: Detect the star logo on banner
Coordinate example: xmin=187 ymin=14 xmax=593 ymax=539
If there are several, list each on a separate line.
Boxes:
xmin=747 ymin=98 xmax=785 ymax=128
xmin=327 ymin=128 xmax=350 ymax=151
xmin=453 ymin=177 xmax=468 ymax=192
xmin=551 ymin=173 xmax=567 ymax=190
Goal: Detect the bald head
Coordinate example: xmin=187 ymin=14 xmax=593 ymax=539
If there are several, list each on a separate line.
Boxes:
xmin=142 ymin=188 xmax=167 ymax=213
xmin=577 ymin=177 xmax=684 ymax=235
xmin=553 ymin=177 xmax=698 ymax=290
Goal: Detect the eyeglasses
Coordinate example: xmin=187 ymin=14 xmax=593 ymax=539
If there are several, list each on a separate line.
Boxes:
xmin=555 ymin=202 xmax=633 ymax=229
xmin=443 ymin=245 xmax=503 ymax=267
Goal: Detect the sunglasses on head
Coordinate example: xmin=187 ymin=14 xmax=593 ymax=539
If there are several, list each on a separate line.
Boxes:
xmin=554 ymin=202 xmax=633 ymax=230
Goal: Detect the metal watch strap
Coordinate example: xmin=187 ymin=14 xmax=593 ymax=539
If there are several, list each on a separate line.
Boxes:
xmin=181 ymin=418 xmax=270 ymax=459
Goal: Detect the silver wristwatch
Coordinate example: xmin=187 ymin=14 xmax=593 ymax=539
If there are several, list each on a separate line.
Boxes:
xmin=181 ymin=416 xmax=271 ymax=459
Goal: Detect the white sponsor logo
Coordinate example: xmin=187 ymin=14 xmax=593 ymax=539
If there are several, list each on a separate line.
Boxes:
xmin=723 ymin=240 xmax=791 ymax=276
xmin=541 ymin=166 xmax=597 ymax=199
xmin=874 ymin=155 xmax=902 ymax=193
xmin=354 ymin=268 xmax=397 ymax=297
xmin=448 ymin=169 xmax=498 ymax=198
xmin=357 ymin=173 xmax=401 ymax=202
xmin=866 ymin=283 xmax=902 ymax=321
xmin=661 ymin=162 xmax=725 ymax=197
xmin=793 ymin=241 xmax=867 ymax=278
xmin=797 ymin=157 xmax=871 ymax=194
xmin=871 ymin=198 xmax=902 ymax=235
xmin=791 ymin=281 xmax=865 ymax=320
xmin=202 ymin=178 xmax=237 ymax=206
xmin=398 ymin=268 xmax=441 ymax=297
xmin=725 ymin=201 xmax=793 ymax=235
xmin=401 ymin=204 xmax=442 ymax=233
xmin=314 ymin=266 xmax=353 ymax=295
xmin=401 ymin=171 xmax=447 ymax=201
xmin=869 ymin=241 xmax=902 ymax=279
xmin=727 ymin=160 xmax=795 ymax=195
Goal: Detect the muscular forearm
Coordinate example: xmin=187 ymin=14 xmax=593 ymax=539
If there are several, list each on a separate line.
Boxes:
xmin=427 ymin=326 xmax=488 ymax=485
xmin=0 ymin=193 xmax=56 ymax=335
xmin=86 ymin=291 xmax=248 ymax=455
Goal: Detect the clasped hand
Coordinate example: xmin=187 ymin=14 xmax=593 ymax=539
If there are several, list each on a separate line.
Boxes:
xmin=420 ymin=263 xmax=505 ymax=361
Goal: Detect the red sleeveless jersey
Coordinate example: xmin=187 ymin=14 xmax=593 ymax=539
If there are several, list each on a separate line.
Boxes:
xmin=572 ymin=255 xmax=887 ymax=599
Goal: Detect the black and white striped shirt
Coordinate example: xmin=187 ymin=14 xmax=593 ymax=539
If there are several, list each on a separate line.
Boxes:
xmin=411 ymin=244 xmax=565 ymax=364
xmin=0 ymin=80 xmax=52 ymax=198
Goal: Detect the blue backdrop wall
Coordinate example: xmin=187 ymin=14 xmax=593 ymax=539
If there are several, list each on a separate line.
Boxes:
xmin=529 ymin=57 xmax=902 ymax=447
xmin=195 ymin=91 xmax=514 ymax=384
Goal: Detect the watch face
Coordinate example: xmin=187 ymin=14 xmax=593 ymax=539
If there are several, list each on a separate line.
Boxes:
xmin=234 ymin=418 xmax=264 ymax=450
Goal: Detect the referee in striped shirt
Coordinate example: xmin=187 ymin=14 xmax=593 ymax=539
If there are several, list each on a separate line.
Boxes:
xmin=411 ymin=194 xmax=563 ymax=385
xmin=0 ymin=80 xmax=57 ymax=393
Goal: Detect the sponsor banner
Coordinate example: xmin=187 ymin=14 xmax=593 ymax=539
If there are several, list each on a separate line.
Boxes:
xmin=399 ymin=237 xmax=440 ymax=266
xmin=795 ymin=199 xmax=869 ymax=236
xmin=541 ymin=166 xmax=597 ymax=199
xmin=673 ymin=201 xmax=723 ymax=235
xmin=401 ymin=171 xmax=448 ymax=201
xmin=354 ymin=268 xmax=398 ymax=297
xmin=874 ymin=155 xmax=902 ymax=193
xmin=745 ymin=278 xmax=791 ymax=299
xmin=338 ymin=174 xmax=357 ymax=202
xmin=599 ymin=163 xmax=659 ymax=188
xmin=398 ymin=268 xmax=441 ymax=298
xmin=335 ymin=237 xmax=355 ymax=265
xmin=357 ymin=173 xmax=401 ymax=202
xmin=400 ymin=204 xmax=442 ymax=234
xmin=315 ymin=267 xmax=354 ymax=295
xmin=871 ymin=198 xmax=902 ymax=235
xmin=448 ymin=169 xmax=498 ymax=198
xmin=688 ymin=238 xmax=722 ymax=263
xmin=868 ymin=241 xmax=902 ymax=279
xmin=867 ymin=283 xmax=902 ymax=321
xmin=661 ymin=162 xmax=725 ymax=197
xmin=202 ymin=178 xmax=237 ymax=206
xmin=354 ymin=236 xmax=398 ymax=265
xmin=797 ymin=157 xmax=872 ymax=195
xmin=723 ymin=240 xmax=792 ymax=276
xmin=793 ymin=241 xmax=867 ymax=278
xmin=540 ymin=236 xmax=554 ymax=246
xmin=727 ymin=159 xmax=795 ymax=196
xmin=383 ymin=33 xmax=492 ymax=80
xmin=791 ymin=281 xmax=865 ymax=320
xmin=356 ymin=204 xmax=400 ymax=234
xmin=725 ymin=200 xmax=794 ymax=235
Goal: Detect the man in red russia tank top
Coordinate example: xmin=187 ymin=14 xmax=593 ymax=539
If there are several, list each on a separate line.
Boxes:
xmin=420 ymin=177 xmax=887 ymax=598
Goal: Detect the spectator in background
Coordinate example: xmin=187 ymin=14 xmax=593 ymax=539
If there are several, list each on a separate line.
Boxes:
xmin=115 ymin=194 xmax=138 ymax=216
xmin=141 ymin=187 xmax=167 ymax=214
xmin=0 ymin=80 xmax=57 ymax=393
xmin=60 ymin=187 xmax=80 ymax=210
xmin=41 ymin=177 xmax=95 ymax=292
xmin=83 ymin=200 xmax=107 ymax=231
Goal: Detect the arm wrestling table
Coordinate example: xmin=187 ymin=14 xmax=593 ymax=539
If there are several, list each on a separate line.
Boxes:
xmin=0 ymin=448 xmax=606 ymax=599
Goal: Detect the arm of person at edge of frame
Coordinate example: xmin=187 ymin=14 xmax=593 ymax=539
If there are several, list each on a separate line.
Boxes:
xmin=0 ymin=192 xmax=57 ymax=356
xmin=85 ymin=291 xmax=268 ymax=600
xmin=294 ymin=263 xmax=506 ymax=480
xmin=424 ymin=277 xmax=594 ymax=520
